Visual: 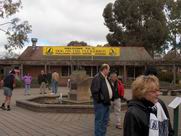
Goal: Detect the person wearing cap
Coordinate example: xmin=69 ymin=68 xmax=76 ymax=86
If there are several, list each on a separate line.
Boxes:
xmin=1 ymin=70 xmax=16 ymax=111
xmin=90 ymin=64 xmax=113 ymax=136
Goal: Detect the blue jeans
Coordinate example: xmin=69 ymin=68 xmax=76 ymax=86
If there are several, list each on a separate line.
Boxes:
xmin=52 ymin=80 xmax=58 ymax=94
xmin=25 ymin=84 xmax=30 ymax=95
xmin=94 ymin=101 xmax=110 ymax=136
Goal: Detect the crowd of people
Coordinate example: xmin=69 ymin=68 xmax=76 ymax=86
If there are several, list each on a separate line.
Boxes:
xmin=0 ymin=64 xmax=174 ymax=136
xmin=91 ymin=64 xmax=174 ymax=136
xmin=0 ymin=69 xmax=60 ymax=111
xmin=37 ymin=70 xmax=60 ymax=94
xmin=21 ymin=70 xmax=60 ymax=95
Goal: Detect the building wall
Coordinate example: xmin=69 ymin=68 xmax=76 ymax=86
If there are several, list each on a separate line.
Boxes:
xmin=22 ymin=65 xmax=145 ymax=86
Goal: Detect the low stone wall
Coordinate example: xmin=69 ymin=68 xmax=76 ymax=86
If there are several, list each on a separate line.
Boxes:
xmin=16 ymin=95 xmax=94 ymax=113
xmin=16 ymin=95 xmax=128 ymax=113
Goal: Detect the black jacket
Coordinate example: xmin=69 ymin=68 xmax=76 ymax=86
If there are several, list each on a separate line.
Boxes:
xmin=90 ymin=73 xmax=112 ymax=105
xmin=38 ymin=74 xmax=47 ymax=84
xmin=124 ymin=99 xmax=174 ymax=136
xmin=3 ymin=74 xmax=15 ymax=90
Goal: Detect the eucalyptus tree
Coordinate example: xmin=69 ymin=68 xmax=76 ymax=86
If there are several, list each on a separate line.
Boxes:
xmin=165 ymin=0 xmax=181 ymax=53
xmin=103 ymin=0 xmax=181 ymax=56
xmin=0 ymin=0 xmax=31 ymax=52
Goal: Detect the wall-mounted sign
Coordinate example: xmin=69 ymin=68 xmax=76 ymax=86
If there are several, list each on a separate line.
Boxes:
xmin=43 ymin=46 xmax=120 ymax=56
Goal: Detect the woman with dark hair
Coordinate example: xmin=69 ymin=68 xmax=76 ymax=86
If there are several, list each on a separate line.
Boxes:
xmin=124 ymin=75 xmax=174 ymax=136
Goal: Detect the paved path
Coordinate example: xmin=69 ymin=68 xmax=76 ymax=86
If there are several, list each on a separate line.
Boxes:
xmin=0 ymin=87 xmax=180 ymax=136
xmin=0 ymin=87 xmax=124 ymax=136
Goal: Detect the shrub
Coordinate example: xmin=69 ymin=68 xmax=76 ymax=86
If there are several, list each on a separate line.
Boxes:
xmin=158 ymin=71 xmax=181 ymax=83
xmin=158 ymin=71 xmax=173 ymax=83
xmin=15 ymin=78 xmax=23 ymax=88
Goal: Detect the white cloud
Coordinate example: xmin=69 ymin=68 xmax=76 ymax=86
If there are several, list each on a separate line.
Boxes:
xmin=0 ymin=0 xmax=115 ymax=54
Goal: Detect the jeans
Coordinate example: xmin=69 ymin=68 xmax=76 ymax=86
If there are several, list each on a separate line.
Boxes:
xmin=52 ymin=80 xmax=58 ymax=94
xmin=25 ymin=84 xmax=30 ymax=95
xmin=94 ymin=101 xmax=110 ymax=136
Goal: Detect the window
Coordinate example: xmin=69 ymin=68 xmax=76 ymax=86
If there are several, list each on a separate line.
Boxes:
xmin=93 ymin=66 xmax=97 ymax=76
xmin=84 ymin=66 xmax=91 ymax=76
xmin=62 ymin=66 xmax=71 ymax=76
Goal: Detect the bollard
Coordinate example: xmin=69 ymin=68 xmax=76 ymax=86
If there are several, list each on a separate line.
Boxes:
xmin=173 ymin=106 xmax=179 ymax=136
xmin=168 ymin=97 xmax=181 ymax=136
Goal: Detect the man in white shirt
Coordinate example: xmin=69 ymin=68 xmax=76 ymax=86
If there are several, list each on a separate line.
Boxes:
xmin=90 ymin=64 xmax=113 ymax=136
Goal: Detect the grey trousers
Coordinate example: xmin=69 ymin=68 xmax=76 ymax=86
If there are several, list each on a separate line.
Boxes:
xmin=40 ymin=82 xmax=46 ymax=93
xmin=113 ymin=98 xmax=121 ymax=126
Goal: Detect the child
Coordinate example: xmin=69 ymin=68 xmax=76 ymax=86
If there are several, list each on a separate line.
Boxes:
xmin=22 ymin=73 xmax=32 ymax=95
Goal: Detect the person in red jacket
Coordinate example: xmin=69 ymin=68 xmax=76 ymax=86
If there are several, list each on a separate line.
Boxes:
xmin=110 ymin=72 xmax=125 ymax=129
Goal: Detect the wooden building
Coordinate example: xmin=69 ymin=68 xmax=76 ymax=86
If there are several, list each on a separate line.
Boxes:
xmin=0 ymin=46 xmax=153 ymax=86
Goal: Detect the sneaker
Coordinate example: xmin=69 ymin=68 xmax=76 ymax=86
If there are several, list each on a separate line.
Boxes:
xmin=116 ymin=125 xmax=122 ymax=129
xmin=1 ymin=105 xmax=6 ymax=110
xmin=0 ymin=103 xmax=6 ymax=110
xmin=7 ymin=105 xmax=11 ymax=111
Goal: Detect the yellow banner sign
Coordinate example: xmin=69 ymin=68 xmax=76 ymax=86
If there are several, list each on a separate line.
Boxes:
xmin=43 ymin=46 xmax=120 ymax=56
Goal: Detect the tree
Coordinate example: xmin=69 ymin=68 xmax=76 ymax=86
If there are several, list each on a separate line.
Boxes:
xmin=0 ymin=0 xmax=32 ymax=52
xmin=165 ymin=0 xmax=181 ymax=54
xmin=67 ymin=41 xmax=88 ymax=46
xmin=103 ymin=0 xmax=172 ymax=56
xmin=0 ymin=51 xmax=20 ymax=59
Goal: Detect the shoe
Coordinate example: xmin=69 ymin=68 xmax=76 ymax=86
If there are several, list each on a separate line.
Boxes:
xmin=44 ymin=92 xmax=47 ymax=94
xmin=1 ymin=106 xmax=6 ymax=110
xmin=116 ymin=125 xmax=122 ymax=129
xmin=40 ymin=92 xmax=42 ymax=94
xmin=7 ymin=105 xmax=11 ymax=111
xmin=1 ymin=103 xmax=6 ymax=110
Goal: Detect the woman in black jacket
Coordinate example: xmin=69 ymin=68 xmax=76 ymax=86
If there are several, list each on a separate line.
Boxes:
xmin=123 ymin=75 xmax=174 ymax=136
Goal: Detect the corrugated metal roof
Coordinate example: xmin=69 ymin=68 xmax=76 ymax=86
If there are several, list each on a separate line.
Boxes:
xmin=120 ymin=47 xmax=153 ymax=61
xmin=18 ymin=46 xmax=153 ymax=61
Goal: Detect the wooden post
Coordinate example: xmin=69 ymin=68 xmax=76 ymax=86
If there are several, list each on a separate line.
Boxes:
xmin=96 ymin=65 xmax=98 ymax=73
xmin=45 ymin=64 xmax=47 ymax=74
xmin=20 ymin=64 xmax=23 ymax=77
xmin=174 ymin=106 xmax=179 ymax=136
xmin=123 ymin=65 xmax=127 ymax=84
xmin=91 ymin=66 xmax=93 ymax=77
xmin=134 ymin=66 xmax=136 ymax=80
xmin=173 ymin=64 xmax=176 ymax=85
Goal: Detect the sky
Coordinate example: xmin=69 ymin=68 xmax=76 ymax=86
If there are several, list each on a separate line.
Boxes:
xmin=0 ymin=0 xmax=115 ymax=54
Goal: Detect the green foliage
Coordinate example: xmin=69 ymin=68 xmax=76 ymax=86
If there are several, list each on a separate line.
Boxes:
xmin=67 ymin=41 xmax=88 ymax=46
xmin=15 ymin=78 xmax=23 ymax=88
xmin=165 ymin=0 xmax=181 ymax=51
xmin=158 ymin=71 xmax=173 ymax=83
xmin=103 ymin=0 xmax=181 ymax=56
xmin=158 ymin=71 xmax=181 ymax=83
xmin=0 ymin=0 xmax=32 ymax=52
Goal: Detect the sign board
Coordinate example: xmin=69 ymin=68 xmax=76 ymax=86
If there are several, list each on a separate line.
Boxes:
xmin=168 ymin=97 xmax=181 ymax=109
xmin=43 ymin=46 xmax=120 ymax=56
